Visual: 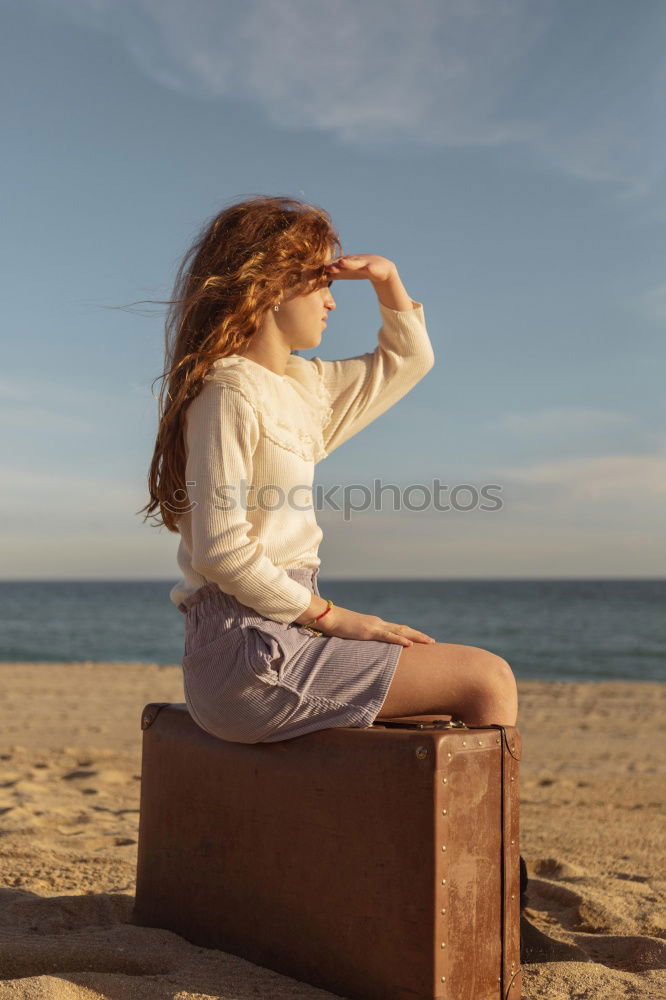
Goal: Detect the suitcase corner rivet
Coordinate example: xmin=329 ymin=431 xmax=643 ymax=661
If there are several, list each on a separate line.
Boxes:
xmin=496 ymin=737 xmax=501 ymax=744
xmin=441 ymin=845 xmax=447 ymax=851
xmin=416 ymin=746 xmax=428 ymax=759
xmin=478 ymin=739 xmax=484 ymax=745
xmin=441 ymin=878 xmax=446 ymax=885
xmin=442 ymin=808 xmax=447 ymax=815
xmin=447 ymin=751 xmax=452 ymax=757
xmin=440 ymin=942 xmax=446 ymax=948
xmin=462 ymin=740 xmax=467 ymax=746
xmin=441 ymin=976 xmax=446 ymax=982
xmin=441 ymin=907 xmax=446 ymax=914
xmin=511 ymin=894 xmax=515 ymax=900
xmin=442 ymin=777 xmax=448 ymax=783
xmin=511 ymin=839 xmax=514 ymax=845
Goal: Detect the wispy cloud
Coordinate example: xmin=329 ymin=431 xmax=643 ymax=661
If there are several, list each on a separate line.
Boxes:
xmin=0 ymin=377 xmax=95 ymax=433
xmin=489 ymin=407 xmax=636 ymax=437
xmin=315 ymin=446 xmax=666 ymax=576
xmin=0 ymin=463 xmax=148 ymax=533
xmin=316 ymin=446 xmax=666 ymax=534
xmin=628 ymin=282 xmax=666 ymax=325
xmin=3 ymin=445 xmax=665 ymax=576
xmin=0 ymin=463 xmax=143 ymax=503
xmin=40 ymin=0 xmax=665 ymax=198
xmin=0 ymin=374 xmax=155 ymax=436
xmin=0 ymin=404 xmax=93 ymax=434
xmin=494 ymin=449 xmax=666 ymax=511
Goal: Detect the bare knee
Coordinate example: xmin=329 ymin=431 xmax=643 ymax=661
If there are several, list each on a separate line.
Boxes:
xmin=469 ymin=652 xmax=518 ymax=725
xmin=376 ymin=641 xmax=518 ymax=727
xmin=488 ymin=653 xmax=517 ymax=698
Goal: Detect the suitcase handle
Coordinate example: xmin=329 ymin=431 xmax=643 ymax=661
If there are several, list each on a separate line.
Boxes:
xmin=372 ymin=712 xmax=467 ymax=729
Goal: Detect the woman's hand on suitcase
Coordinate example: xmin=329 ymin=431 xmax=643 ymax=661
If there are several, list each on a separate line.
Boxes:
xmin=316 ymin=605 xmax=436 ymax=647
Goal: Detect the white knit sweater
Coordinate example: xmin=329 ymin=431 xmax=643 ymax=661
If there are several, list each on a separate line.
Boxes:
xmin=169 ymin=298 xmax=434 ymax=622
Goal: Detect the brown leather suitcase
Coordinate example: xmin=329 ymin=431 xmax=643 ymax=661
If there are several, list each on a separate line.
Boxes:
xmin=132 ymin=703 xmax=521 ymax=1000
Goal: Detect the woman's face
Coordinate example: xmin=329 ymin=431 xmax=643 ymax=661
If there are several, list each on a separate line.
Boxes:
xmin=276 ymin=267 xmax=337 ymax=350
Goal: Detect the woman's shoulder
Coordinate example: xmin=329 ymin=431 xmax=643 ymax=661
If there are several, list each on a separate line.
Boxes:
xmin=204 ymin=353 xmax=316 ymax=392
xmin=206 ymin=351 xmax=321 ymax=388
xmin=192 ymin=359 xmax=259 ymax=417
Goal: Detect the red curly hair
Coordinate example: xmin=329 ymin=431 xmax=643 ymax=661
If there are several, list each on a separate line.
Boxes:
xmin=137 ymin=194 xmax=343 ymax=532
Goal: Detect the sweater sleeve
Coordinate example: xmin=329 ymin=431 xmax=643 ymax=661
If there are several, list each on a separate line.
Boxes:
xmin=184 ymin=382 xmax=315 ymax=623
xmin=310 ymin=299 xmax=435 ymax=456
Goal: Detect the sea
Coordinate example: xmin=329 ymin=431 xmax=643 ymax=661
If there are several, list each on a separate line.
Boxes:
xmin=0 ymin=579 xmax=663 ymax=683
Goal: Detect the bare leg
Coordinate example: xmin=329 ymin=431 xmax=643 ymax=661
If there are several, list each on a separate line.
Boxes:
xmin=376 ymin=641 xmax=518 ymax=728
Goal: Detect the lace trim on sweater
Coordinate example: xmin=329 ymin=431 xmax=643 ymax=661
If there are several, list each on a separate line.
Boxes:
xmin=309 ymin=359 xmax=333 ymax=433
xmin=204 ymin=355 xmax=330 ymax=463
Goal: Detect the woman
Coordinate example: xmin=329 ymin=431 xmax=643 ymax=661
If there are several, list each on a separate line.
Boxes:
xmin=140 ymin=194 xmax=518 ymax=746
xmin=139 ymin=193 xmax=567 ymax=961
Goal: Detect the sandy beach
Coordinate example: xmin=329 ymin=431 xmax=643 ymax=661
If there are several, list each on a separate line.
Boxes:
xmin=0 ymin=663 xmax=663 ymax=999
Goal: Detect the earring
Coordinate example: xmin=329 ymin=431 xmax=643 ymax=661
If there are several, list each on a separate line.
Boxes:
xmin=274 ymin=304 xmax=280 ymax=312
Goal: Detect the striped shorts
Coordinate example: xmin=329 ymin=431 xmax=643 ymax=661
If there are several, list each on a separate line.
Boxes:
xmin=177 ymin=566 xmax=404 ymax=744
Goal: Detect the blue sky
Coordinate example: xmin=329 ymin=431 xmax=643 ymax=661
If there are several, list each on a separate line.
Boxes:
xmin=2 ymin=0 xmax=665 ymax=581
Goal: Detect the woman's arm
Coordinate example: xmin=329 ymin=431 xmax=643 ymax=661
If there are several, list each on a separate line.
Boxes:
xmin=311 ymin=266 xmax=435 ymax=456
xmin=370 ymin=264 xmax=414 ymax=311
xmin=184 ymin=382 xmax=314 ymax=623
